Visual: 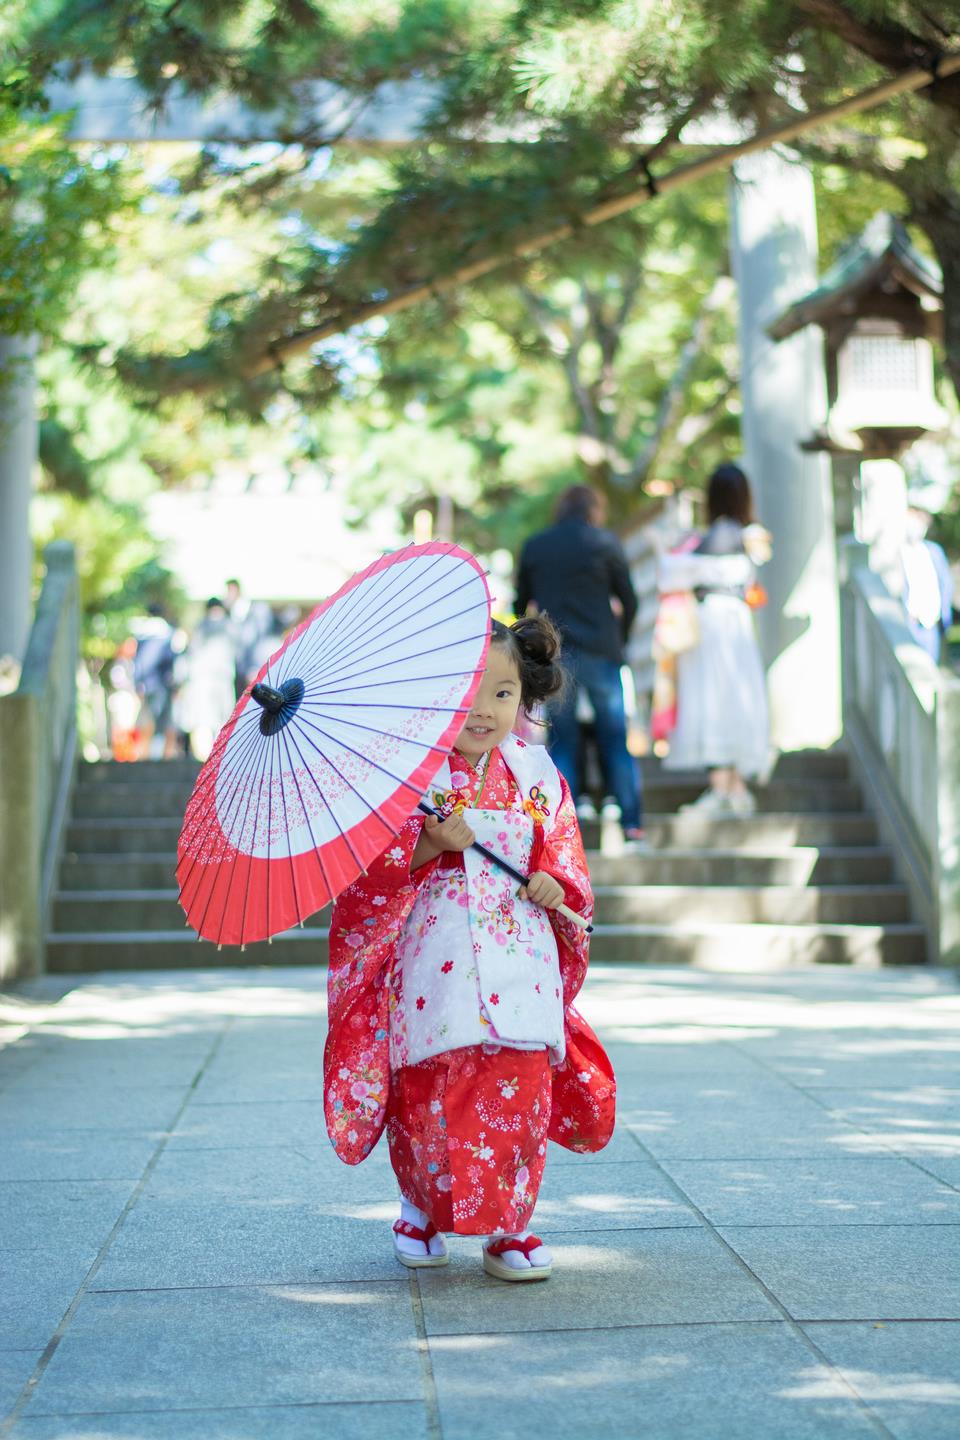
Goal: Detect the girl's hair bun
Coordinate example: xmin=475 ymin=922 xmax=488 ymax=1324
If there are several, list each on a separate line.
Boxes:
xmin=491 ymin=614 xmax=567 ymax=709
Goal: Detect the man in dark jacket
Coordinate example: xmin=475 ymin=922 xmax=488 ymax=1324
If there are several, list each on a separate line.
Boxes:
xmin=516 ymin=484 xmax=644 ymax=842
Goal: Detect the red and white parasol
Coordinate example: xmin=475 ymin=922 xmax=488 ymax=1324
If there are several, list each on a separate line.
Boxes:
xmin=177 ymin=542 xmax=492 ymax=946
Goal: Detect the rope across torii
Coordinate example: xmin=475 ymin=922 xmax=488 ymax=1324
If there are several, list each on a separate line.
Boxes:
xmin=243 ymin=50 xmax=960 ymax=378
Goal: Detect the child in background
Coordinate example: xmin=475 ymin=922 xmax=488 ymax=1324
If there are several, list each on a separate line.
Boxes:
xmin=323 ymin=616 xmax=615 ymax=1282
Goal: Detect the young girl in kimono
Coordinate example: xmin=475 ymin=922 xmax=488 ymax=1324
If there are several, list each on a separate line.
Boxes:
xmin=323 ymin=616 xmax=615 ymax=1282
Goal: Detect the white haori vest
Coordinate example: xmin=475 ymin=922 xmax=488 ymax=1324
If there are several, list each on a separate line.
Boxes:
xmin=389 ymin=735 xmax=566 ymax=1071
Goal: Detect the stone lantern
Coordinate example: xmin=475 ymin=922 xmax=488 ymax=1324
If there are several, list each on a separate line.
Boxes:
xmin=768 ymin=212 xmax=947 ymax=462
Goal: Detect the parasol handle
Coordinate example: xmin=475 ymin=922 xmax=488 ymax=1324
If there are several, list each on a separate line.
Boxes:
xmin=417 ymin=802 xmax=593 ymax=934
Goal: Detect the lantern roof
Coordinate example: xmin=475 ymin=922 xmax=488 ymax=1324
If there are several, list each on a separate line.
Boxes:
xmin=768 ymin=213 xmax=942 ymax=341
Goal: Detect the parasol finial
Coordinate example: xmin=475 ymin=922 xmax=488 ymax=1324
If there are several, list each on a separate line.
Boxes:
xmin=251 ymin=678 xmax=306 ymax=735
xmin=251 ymin=683 xmax=286 ymax=714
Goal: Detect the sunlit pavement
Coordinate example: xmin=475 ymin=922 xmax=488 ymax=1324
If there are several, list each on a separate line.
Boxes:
xmin=1 ymin=964 xmax=959 ymax=1440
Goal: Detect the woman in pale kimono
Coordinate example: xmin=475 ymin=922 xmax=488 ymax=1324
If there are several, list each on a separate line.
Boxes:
xmin=657 ymin=464 xmax=771 ymax=815
xmin=323 ymin=617 xmax=615 ymax=1282
xmin=182 ymin=599 xmax=238 ymax=762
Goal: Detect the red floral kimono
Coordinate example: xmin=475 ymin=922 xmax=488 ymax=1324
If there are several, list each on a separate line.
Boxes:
xmin=323 ymin=736 xmax=615 ymax=1235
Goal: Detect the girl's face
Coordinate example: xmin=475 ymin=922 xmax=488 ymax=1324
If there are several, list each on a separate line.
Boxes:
xmin=455 ymin=642 xmax=522 ymax=761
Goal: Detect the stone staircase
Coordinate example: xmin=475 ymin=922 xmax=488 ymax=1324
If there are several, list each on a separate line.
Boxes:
xmin=48 ymin=750 xmax=927 ymax=971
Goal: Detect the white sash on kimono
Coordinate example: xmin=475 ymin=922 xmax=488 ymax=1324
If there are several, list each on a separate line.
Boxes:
xmin=389 ymin=736 xmax=566 ymax=1071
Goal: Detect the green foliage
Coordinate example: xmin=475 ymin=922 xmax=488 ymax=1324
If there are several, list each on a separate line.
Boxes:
xmin=31 ymin=488 xmax=185 ymax=659
xmin=14 ymin=0 xmax=955 ymax=409
xmin=0 ymin=75 xmax=126 ymax=339
xmin=5 ymin=0 xmax=960 ymax=595
xmin=23 ymin=144 xmax=308 ymax=650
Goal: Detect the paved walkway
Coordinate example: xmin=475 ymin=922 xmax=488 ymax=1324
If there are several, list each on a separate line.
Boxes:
xmin=1 ymin=963 xmax=958 ymax=1439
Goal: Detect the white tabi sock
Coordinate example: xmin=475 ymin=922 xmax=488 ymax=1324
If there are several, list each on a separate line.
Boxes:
xmin=488 ymin=1229 xmax=553 ymax=1270
xmin=395 ymin=1195 xmax=447 ymax=1258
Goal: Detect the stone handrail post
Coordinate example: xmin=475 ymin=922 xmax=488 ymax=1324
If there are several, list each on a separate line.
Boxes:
xmin=840 ymin=541 xmax=960 ymax=965
xmin=0 ymin=542 xmax=80 ymax=983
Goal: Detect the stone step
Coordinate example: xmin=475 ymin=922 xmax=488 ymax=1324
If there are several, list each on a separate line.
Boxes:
xmin=595 ymin=885 xmax=909 ymax=925
xmin=73 ymin=785 xmax=194 ymax=819
xmin=766 ymin=750 xmax=849 ymax=780
xmin=587 ymin=848 xmax=893 ymax=886
xmin=45 ymin=922 xmax=927 ymax=972
xmin=52 ymin=881 xmax=911 ymax=933
xmin=57 ymin=845 xmax=895 ymax=892
xmin=66 ymin=819 xmax=185 ymax=853
xmin=71 ymin=777 xmax=864 ymax=820
xmin=75 ymin=749 xmax=851 ymax=785
xmin=577 ymin=810 xmax=879 ymax=848
xmin=78 ymin=758 xmax=203 ymax=785
xmin=63 ymin=811 xmax=880 ymax=855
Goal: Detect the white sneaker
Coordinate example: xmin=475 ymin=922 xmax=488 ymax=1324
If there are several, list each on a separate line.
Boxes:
xmin=576 ymin=796 xmax=598 ymax=821
xmin=728 ymin=789 xmax=757 ymax=816
xmin=679 ymin=788 xmax=732 ymax=816
xmin=600 ymin=797 xmax=622 ymax=821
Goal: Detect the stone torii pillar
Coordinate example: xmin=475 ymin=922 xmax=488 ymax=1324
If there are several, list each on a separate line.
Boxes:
xmin=729 ymin=150 xmax=842 ymax=752
xmin=0 ymin=334 xmax=39 ymax=664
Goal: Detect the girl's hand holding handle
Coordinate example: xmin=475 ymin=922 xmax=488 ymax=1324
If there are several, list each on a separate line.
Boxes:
xmin=412 ymin=812 xmax=476 ymax=869
xmin=520 ymin=871 xmax=593 ymax=931
xmin=519 ymin=870 xmax=565 ymax=909
xmin=426 ymin=812 xmax=475 ymax=852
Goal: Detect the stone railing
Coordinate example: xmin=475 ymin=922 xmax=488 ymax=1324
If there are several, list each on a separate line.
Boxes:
xmin=0 ymin=542 xmax=80 ymax=982
xmin=840 ymin=542 xmax=960 ymax=965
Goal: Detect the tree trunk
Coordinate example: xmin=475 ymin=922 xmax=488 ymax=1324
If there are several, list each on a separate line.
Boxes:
xmin=913 ymin=194 xmax=960 ymax=404
xmin=619 ymin=275 xmax=729 ymax=493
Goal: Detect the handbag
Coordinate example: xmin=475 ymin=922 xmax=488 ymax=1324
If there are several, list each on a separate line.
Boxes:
xmin=654 ymin=590 xmax=700 ymax=656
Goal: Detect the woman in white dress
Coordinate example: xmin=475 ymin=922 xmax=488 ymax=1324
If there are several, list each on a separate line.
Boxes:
xmin=181 ymin=599 xmax=238 ymax=762
xmin=657 ymin=464 xmax=771 ymax=815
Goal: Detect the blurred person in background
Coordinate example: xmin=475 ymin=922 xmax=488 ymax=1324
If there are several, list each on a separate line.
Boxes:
xmin=900 ymin=501 xmax=953 ymax=662
xmin=108 ymin=636 xmax=146 ymax=762
xmin=656 ymin=463 xmax=770 ymax=815
xmin=132 ymin=604 xmax=178 ymax=759
xmin=516 ymin=484 xmax=645 ymax=848
xmin=225 ymin=577 xmax=273 ymax=698
xmin=247 ymin=607 xmax=287 ymax=678
xmin=182 ymin=598 xmax=238 ymax=762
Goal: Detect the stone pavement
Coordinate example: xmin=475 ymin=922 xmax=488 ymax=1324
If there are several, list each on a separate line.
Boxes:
xmin=1 ymin=963 xmax=958 ymax=1440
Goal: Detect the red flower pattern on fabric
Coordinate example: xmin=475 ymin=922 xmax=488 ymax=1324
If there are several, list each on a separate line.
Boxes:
xmin=387 ymin=1049 xmax=551 ymax=1234
xmin=416 ymin=995 xmax=426 ymax=1010
xmin=441 ymin=961 xmax=453 ymax=974
xmin=323 ymin=741 xmax=615 ymax=1185
xmin=489 ymin=992 xmax=500 ymax=1005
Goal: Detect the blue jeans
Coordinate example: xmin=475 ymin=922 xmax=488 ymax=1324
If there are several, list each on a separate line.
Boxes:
xmin=548 ymin=650 xmax=643 ymax=830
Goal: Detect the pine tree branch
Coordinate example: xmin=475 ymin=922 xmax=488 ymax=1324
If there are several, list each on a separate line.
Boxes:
xmin=117 ymin=50 xmax=958 ymax=395
xmin=792 ymin=0 xmax=960 ymax=112
xmin=238 ymin=53 xmax=960 ymax=375
xmin=518 ymin=284 xmax=602 ymax=440
xmin=580 ymin=270 xmax=644 ymax=433
xmin=613 ymin=268 xmax=643 ymax=336
xmin=672 ymin=375 xmax=740 ymax=451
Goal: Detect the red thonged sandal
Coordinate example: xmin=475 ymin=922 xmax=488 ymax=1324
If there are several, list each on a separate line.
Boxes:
xmin=392 ymin=1218 xmax=449 ymax=1269
xmin=482 ymin=1233 xmax=552 ymax=1283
